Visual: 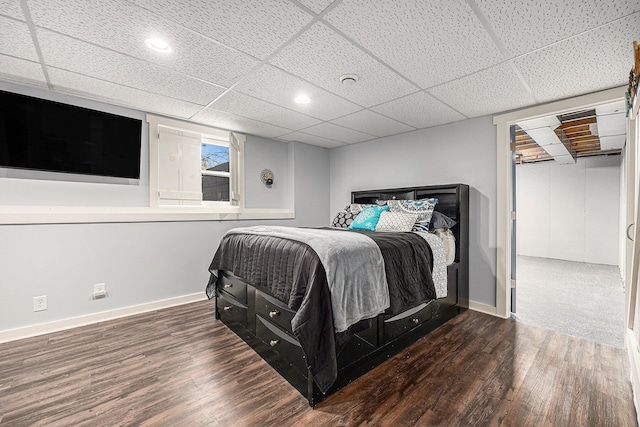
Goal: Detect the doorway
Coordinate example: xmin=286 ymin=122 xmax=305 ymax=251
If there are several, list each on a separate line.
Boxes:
xmin=510 ymin=103 xmax=626 ymax=346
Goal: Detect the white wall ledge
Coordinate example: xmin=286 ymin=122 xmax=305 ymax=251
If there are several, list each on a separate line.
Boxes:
xmin=0 ymin=206 xmax=294 ymax=224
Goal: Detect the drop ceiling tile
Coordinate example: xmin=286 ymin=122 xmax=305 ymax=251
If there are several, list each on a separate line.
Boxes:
xmin=0 ymin=17 xmax=38 ymax=61
xmin=211 ymin=90 xmax=321 ymax=130
xmin=429 ymin=62 xmax=536 ymax=117
xmin=192 ymin=108 xmax=292 ymax=139
xmin=298 ymin=0 xmax=338 ymax=14
xmin=301 ymin=122 xmax=375 ymax=144
xmin=270 ymin=22 xmax=417 ymax=107
xmin=0 ymin=0 xmax=24 ymax=20
xmin=0 ymin=54 xmax=47 ymax=86
xmin=476 ymin=0 xmax=640 ymax=57
xmin=234 ymin=65 xmax=361 ymax=121
xmin=324 ymin=0 xmax=504 ymax=89
xmin=29 ymin=0 xmax=259 ymax=87
xmin=331 ymin=109 xmax=415 ymax=137
xmin=513 ymin=13 xmax=639 ymax=103
xmin=600 ymin=134 xmax=626 ymax=150
xmin=128 ymin=0 xmax=313 ymax=59
xmin=277 ymin=131 xmax=346 ymax=148
xmin=371 ymin=91 xmax=466 ymax=129
xmin=48 ymin=68 xmax=203 ymax=118
xmin=37 ymin=30 xmax=225 ymax=106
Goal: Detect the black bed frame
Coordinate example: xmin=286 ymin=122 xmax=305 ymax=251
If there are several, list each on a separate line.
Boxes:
xmin=214 ymin=184 xmax=469 ymax=407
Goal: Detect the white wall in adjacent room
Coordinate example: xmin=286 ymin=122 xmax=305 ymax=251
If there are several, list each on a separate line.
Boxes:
xmin=330 ymin=115 xmax=498 ymax=308
xmin=516 ymin=155 xmax=621 ymax=265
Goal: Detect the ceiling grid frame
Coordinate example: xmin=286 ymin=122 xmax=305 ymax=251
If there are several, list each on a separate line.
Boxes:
xmin=0 ymin=0 xmax=636 ymax=146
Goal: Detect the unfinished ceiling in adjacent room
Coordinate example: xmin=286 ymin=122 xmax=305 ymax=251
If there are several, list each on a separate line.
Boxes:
xmin=0 ymin=1 xmax=638 ymax=148
xmin=515 ymin=99 xmax=627 ymax=164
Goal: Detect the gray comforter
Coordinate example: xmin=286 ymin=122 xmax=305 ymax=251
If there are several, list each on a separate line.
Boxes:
xmin=206 ymin=227 xmax=435 ymax=393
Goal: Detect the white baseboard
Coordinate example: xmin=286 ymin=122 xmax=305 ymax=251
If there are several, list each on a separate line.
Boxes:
xmin=627 ymin=329 xmax=640 ymax=427
xmin=0 ymin=293 xmax=208 ymax=344
xmin=466 ymin=300 xmax=503 ymax=317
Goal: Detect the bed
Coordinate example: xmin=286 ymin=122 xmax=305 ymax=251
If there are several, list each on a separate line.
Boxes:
xmin=206 ymin=183 xmax=469 ymax=407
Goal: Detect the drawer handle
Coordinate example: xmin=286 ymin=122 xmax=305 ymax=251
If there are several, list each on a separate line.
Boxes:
xmin=224 ymin=284 xmax=233 ymax=288
xmin=223 ymin=306 xmax=232 ymax=311
xmin=412 ymin=318 xmax=419 ymax=324
xmin=269 ymin=339 xmax=280 ymax=347
xmin=268 ymin=310 xmax=280 ymax=318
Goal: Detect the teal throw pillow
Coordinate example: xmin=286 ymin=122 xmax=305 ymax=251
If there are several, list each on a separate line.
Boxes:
xmin=348 ymin=205 xmax=389 ymax=231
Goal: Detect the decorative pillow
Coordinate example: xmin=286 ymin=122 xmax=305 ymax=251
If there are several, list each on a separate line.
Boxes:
xmin=349 ymin=200 xmax=387 ymax=214
xmin=348 ymin=205 xmax=389 ymax=231
xmin=332 ymin=210 xmax=358 ymax=228
xmin=429 ymin=211 xmax=457 ymax=231
xmin=387 ymin=198 xmax=438 ymax=232
xmin=375 ymin=212 xmax=419 ymax=232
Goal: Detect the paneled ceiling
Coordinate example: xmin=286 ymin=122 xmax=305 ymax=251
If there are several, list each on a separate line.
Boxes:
xmin=515 ymin=100 xmax=627 ymax=164
xmin=1 ymin=1 xmax=638 ymax=148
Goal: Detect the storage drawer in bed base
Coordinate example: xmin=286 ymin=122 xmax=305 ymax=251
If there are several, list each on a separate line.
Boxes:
xmin=215 ymin=276 xmax=464 ymax=408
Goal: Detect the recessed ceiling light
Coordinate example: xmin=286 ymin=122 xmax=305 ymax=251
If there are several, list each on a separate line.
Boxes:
xmin=340 ymin=74 xmax=359 ymax=85
xmin=145 ymin=38 xmax=171 ymax=53
xmin=294 ymin=94 xmax=310 ymax=104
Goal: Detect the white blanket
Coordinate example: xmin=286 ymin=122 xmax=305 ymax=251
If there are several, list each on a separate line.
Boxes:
xmin=226 ymin=226 xmax=390 ymax=332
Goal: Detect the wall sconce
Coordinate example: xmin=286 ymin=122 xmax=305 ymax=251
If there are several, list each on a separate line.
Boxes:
xmin=260 ymin=169 xmax=274 ymax=187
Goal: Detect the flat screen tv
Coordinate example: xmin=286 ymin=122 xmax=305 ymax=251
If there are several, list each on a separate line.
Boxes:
xmin=0 ymin=90 xmax=142 ymax=179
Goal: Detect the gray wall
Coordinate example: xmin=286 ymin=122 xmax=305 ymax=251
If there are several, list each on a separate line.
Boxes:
xmin=516 ymin=156 xmax=621 ymax=265
xmin=0 ymin=84 xmax=330 ymax=332
xmin=330 ymin=116 xmax=498 ymax=307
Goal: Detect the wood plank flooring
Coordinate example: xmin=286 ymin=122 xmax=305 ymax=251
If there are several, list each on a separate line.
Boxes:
xmin=0 ymin=301 xmax=636 ymax=426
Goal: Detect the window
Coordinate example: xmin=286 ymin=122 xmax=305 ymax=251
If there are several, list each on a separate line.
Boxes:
xmin=201 ymin=141 xmax=229 ymax=202
xmin=147 ymin=115 xmax=244 ymax=209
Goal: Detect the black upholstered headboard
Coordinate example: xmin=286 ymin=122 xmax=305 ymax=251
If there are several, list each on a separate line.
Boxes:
xmin=351 ymin=184 xmax=469 ymax=267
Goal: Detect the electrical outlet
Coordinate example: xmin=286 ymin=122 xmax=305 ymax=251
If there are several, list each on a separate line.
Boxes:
xmin=93 ymin=283 xmax=107 ymax=299
xmin=33 ymin=295 xmax=47 ymax=312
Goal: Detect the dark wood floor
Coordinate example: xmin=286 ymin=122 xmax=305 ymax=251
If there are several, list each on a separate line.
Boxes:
xmin=0 ymin=301 xmax=636 ymax=427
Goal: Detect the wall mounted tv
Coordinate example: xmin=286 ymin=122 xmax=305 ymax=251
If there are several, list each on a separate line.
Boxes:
xmin=0 ymin=90 xmax=142 ymax=179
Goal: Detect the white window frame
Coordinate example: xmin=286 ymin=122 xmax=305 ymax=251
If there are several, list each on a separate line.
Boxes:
xmin=200 ymin=137 xmax=231 ymax=204
xmin=147 ymin=115 xmax=245 ymax=212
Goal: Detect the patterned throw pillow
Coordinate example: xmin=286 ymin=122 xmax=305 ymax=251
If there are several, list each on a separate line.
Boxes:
xmin=349 ymin=201 xmax=387 ymax=215
xmin=348 ymin=205 xmax=389 ymax=231
xmin=332 ymin=210 xmax=358 ymax=228
xmin=387 ymin=198 xmax=438 ymax=232
xmin=375 ymin=212 xmax=419 ymax=232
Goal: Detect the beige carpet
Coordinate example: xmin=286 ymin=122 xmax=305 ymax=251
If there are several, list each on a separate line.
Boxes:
xmin=514 ymin=255 xmax=625 ymax=348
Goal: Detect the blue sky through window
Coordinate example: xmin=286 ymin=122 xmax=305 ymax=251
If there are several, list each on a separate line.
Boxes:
xmin=201 ymin=144 xmax=229 ymax=170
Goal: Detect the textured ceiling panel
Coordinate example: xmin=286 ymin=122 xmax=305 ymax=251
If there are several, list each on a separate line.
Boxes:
xmin=477 ymin=0 xmax=640 ymax=57
xmin=298 ymin=0 xmax=338 ymax=14
xmin=270 ymin=22 xmax=417 ymax=107
xmin=37 ymin=30 xmax=226 ymax=106
xmin=29 ymin=0 xmax=259 ymax=87
xmin=211 ymin=90 xmax=321 ymax=130
xmin=300 ymin=122 xmax=375 ymax=144
xmin=234 ymin=65 xmax=361 ymax=121
xmin=192 ymin=108 xmax=292 ymax=138
xmin=331 ymin=109 xmax=415 ymax=137
xmin=277 ymin=131 xmax=346 ymax=148
xmin=429 ymin=62 xmax=536 ymax=117
xmin=0 ymin=17 xmax=38 ymax=61
xmin=49 ymin=68 xmax=204 ymax=118
xmin=513 ymin=13 xmax=639 ymax=103
xmin=128 ymin=0 xmax=313 ymax=59
xmin=0 ymin=0 xmax=24 ymax=20
xmin=371 ymin=91 xmax=466 ymax=129
xmin=0 ymin=55 xmax=46 ymax=86
xmin=324 ymin=0 xmax=504 ymax=89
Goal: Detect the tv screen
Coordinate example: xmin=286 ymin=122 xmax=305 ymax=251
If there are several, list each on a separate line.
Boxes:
xmin=0 ymin=90 xmax=142 ymax=179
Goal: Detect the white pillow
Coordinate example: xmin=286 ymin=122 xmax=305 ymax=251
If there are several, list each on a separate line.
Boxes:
xmin=375 ymin=212 xmax=419 ymax=232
